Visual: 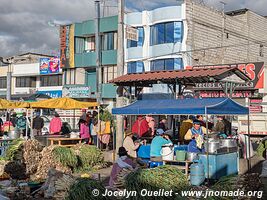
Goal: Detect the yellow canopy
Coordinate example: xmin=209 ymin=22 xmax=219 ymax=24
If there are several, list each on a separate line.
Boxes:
xmin=0 ymin=99 xmax=30 ymax=109
xmin=30 ymin=97 xmax=98 ymax=109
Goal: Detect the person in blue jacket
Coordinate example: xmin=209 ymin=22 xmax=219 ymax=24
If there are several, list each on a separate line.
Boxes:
xmin=150 ymin=129 xmax=173 ymax=161
xmin=185 ymin=120 xmax=206 ymax=153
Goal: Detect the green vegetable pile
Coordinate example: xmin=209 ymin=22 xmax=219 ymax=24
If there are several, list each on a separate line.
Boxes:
xmin=52 ymin=146 xmax=78 ymax=169
xmin=51 ymin=145 xmax=105 ymax=172
xmin=66 ymin=178 xmax=108 ymax=200
xmin=125 ymin=165 xmax=189 ymax=200
xmin=256 ymin=140 xmax=267 ymax=158
xmin=5 ymin=138 xmax=24 ymax=161
xmin=78 ymin=145 xmax=104 ymax=170
xmin=210 ymin=175 xmax=237 ymax=192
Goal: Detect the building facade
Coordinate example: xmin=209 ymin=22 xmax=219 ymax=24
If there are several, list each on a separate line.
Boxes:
xmin=0 ymin=53 xmax=62 ymax=100
xmin=125 ymin=4 xmax=186 ymax=93
xmin=124 ymin=0 xmax=267 ymax=107
xmin=60 ymin=16 xmax=118 ymax=107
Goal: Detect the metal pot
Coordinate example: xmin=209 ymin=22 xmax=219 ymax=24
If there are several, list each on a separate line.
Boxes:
xmin=186 ymin=152 xmax=199 ymax=161
xmin=220 ymin=139 xmax=237 ymax=148
xmin=204 ymin=139 xmax=220 ymax=153
xmin=8 ymin=131 xmax=20 ymax=139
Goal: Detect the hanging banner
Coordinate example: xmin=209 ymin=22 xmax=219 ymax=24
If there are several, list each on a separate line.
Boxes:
xmin=187 ymin=62 xmax=264 ymax=90
xmin=60 ymin=24 xmax=75 ymax=68
xmin=40 ymin=57 xmax=60 ymax=74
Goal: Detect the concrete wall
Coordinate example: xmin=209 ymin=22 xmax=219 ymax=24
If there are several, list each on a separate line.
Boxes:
xmin=185 ymin=0 xmax=267 ymax=66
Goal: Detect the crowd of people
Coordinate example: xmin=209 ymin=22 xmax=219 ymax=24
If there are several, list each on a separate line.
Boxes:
xmin=0 ymin=109 xmax=111 ymax=149
xmin=108 ymin=114 xmax=233 ymax=187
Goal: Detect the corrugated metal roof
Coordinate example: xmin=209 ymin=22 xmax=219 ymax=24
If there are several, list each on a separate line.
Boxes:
xmin=109 ymin=67 xmax=251 ymax=86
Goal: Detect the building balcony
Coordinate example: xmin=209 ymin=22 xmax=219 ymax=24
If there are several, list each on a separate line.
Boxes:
xmin=75 ymin=50 xmax=117 ymax=68
xmin=102 ymin=83 xmax=117 ymax=99
xmin=75 ymin=52 xmax=97 ymax=67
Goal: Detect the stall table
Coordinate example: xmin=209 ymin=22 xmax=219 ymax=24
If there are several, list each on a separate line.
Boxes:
xmin=48 ymin=138 xmax=82 ymax=147
xmin=163 ymin=159 xmax=192 ymax=176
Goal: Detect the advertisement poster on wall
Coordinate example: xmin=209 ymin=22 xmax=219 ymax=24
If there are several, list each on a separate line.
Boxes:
xmin=186 ymin=62 xmax=264 ymax=90
xmin=60 ymin=24 xmax=75 ymax=68
xmin=40 ymin=57 xmax=60 ymax=74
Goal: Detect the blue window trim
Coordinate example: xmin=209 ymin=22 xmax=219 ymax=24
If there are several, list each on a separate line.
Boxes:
xmin=150 ymin=21 xmax=183 ymax=46
xmin=127 ymin=61 xmax=145 ymax=74
xmin=151 ymin=58 xmax=183 ymax=71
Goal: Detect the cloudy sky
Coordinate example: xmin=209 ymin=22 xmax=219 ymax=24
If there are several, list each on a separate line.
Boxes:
xmin=0 ymin=0 xmax=266 ymax=57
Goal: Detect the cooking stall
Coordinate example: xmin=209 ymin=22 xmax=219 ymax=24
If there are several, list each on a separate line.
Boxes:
xmin=112 ymin=97 xmax=250 ymax=179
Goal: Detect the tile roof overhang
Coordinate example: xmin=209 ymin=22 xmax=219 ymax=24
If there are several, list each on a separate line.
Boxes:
xmin=109 ymin=67 xmax=251 ymax=87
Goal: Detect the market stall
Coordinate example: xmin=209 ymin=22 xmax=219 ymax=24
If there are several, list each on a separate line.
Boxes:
xmin=112 ymin=97 xmax=250 ymax=179
xmin=29 ymin=97 xmax=99 ymax=143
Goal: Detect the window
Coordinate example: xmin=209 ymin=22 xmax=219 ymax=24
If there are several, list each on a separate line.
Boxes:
xmin=101 ymin=32 xmax=117 ymax=51
xmin=16 ymin=77 xmax=36 ymax=87
xmin=102 ymin=65 xmax=117 ymax=84
xmin=150 ymin=21 xmax=183 ymax=45
xmin=151 ymin=58 xmax=183 ymax=71
xmin=127 ymin=27 xmax=144 ymax=48
xmin=0 ymin=77 xmax=6 ymax=88
xmin=64 ymin=69 xmax=76 ymax=85
xmin=85 ymin=36 xmax=95 ymax=52
xmin=127 ymin=61 xmax=145 ymax=74
xmin=40 ymin=75 xmax=62 ymax=87
xmin=75 ymin=37 xmax=85 ymax=54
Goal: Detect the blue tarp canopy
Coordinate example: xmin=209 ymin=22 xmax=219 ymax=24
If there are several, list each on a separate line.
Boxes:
xmin=112 ymin=98 xmax=249 ymax=115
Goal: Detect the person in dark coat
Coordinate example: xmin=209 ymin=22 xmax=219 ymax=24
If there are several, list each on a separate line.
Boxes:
xmin=10 ymin=112 xmax=18 ymax=128
xmin=33 ymin=113 xmax=44 ymax=136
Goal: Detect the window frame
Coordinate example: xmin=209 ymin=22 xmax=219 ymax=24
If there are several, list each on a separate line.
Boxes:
xmin=16 ymin=77 xmax=36 ymax=88
xmin=150 ymin=21 xmax=183 ymax=46
xmin=150 ymin=58 xmax=183 ymax=71
xmin=0 ymin=77 xmax=7 ymax=89
xmin=127 ymin=61 xmax=145 ymax=74
xmin=40 ymin=75 xmax=62 ymax=87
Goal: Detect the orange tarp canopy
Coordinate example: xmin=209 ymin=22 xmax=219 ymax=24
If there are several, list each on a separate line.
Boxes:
xmin=29 ymin=97 xmax=98 ymax=109
xmin=0 ymin=99 xmax=30 ymax=109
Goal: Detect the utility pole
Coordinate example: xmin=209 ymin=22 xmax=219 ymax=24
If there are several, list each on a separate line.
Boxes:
xmin=95 ymin=0 xmax=102 ymax=149
xmin=95 ymin=0 xmax=102 ymax=104
xmin=0 ymin=57 xmax=14 ymax=100
xmin=116 ymin=0 xmax=125 ymax=155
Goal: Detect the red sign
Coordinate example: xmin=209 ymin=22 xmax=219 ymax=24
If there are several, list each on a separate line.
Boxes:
xmin=199 ymin=90 xmax=253 ymax=98
xmin=249 ymin=98 xmax=263 ymax=113
xmin=188 ymin=62 xmax=264 ymax=90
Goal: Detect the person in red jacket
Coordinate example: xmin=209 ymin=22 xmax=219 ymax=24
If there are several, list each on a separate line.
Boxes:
xmin=131 ymin=115 xmax=150 ymax=137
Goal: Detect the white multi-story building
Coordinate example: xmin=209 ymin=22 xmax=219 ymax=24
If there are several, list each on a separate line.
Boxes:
xmin=0 ymin=52 xmax=62 ymax=100
xmin=124 ymin=0 xmax=267 ymax=105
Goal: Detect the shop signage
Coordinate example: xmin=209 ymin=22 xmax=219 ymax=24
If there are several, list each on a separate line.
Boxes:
xmin=188 ymin=62 xmax=264 ymax=90
xmin=60 ymin=24 xmax=74 ymax=68
xmin=125 ymin=26 xmax=138 ymax=41
xmin=62 ymin=86 xmax=90 ymax=98
xmin=39 ymin=57 xmax=60 ymax=74
xmin=37 ymin=90 xmax=62 ymax=98
xmin=199 ymin=90 xmax=254 ymax=98
xmin=249 ymin=98 xmax=263 ymax=113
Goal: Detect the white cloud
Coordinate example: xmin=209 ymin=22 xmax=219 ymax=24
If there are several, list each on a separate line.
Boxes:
xmin=0 ymin=0 xmax=266 ymax=57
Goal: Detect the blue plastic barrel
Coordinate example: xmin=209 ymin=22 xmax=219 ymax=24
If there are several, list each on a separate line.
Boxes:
xmin=190 ymin=162 xmax=205 ymax=186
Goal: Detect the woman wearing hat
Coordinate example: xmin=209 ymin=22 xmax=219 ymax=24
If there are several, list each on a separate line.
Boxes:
xmin=150 ymin=129 xmax=173 ymax=161
xmin=123 ymin=130 xmax=141 ymax=158
xmin=109 ymin=147 xmax=135 ymax=187
xmin=184 ymin=120 xmax=206 ymax=153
